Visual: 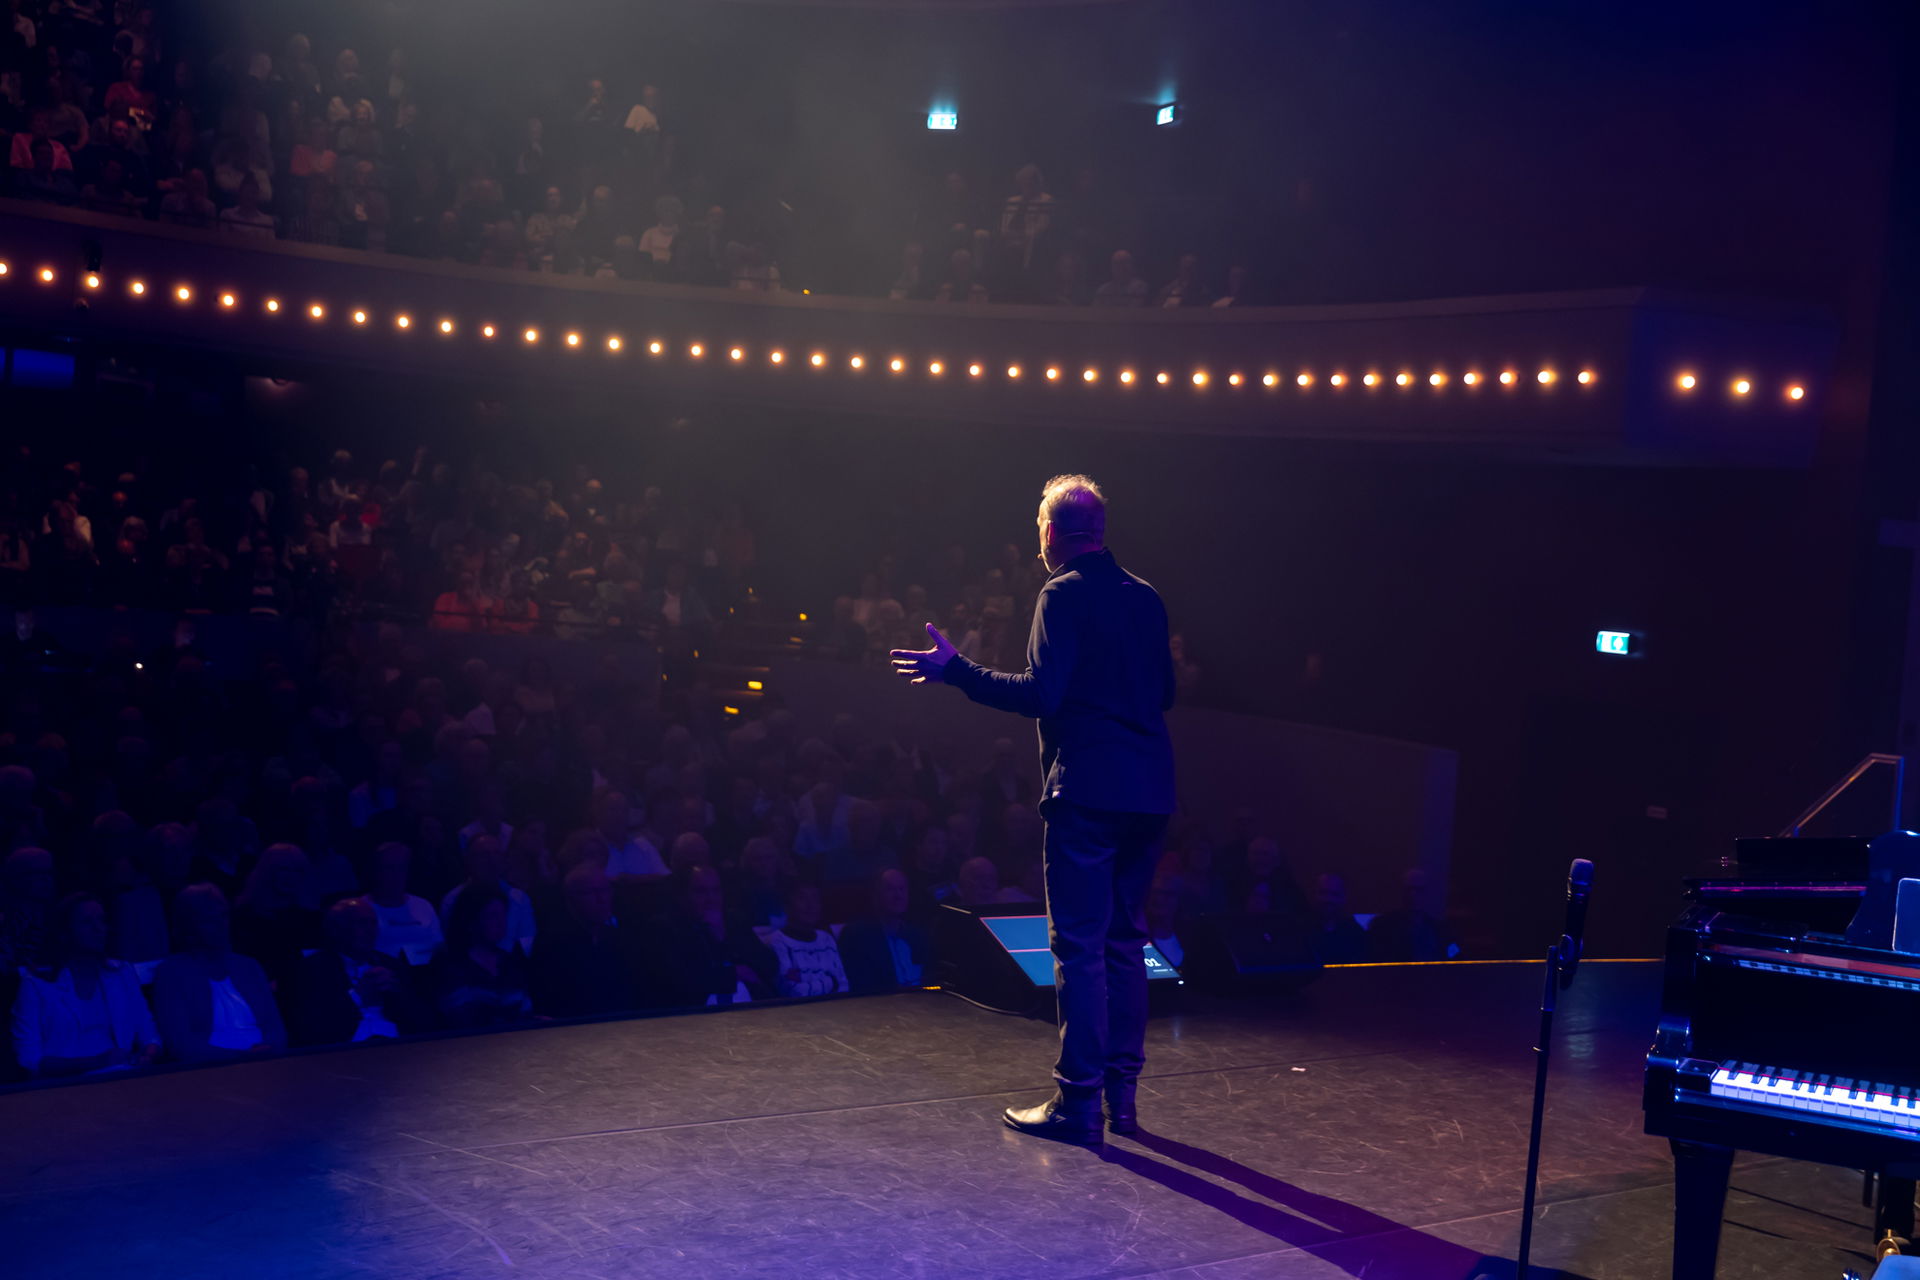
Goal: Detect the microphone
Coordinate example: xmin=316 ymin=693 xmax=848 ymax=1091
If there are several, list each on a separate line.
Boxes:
xmin=1557 ymin=858 xmax=1594 ymax=988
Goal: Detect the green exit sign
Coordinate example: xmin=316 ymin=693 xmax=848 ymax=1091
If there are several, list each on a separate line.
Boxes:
xmin=1595 ymin=630 xmax=1643 ymax=657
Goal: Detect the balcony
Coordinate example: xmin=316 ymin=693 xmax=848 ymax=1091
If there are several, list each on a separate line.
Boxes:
xmin=0 ymin=200 xmax=1832 ymax=466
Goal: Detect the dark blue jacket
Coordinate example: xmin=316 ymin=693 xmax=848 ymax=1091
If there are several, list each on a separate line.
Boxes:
xmin=942 ymin=547 xmax=1175 ymax=814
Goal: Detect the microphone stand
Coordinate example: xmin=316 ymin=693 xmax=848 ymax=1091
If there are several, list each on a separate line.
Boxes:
xmin=1516 ymin=859 xmax=1594 ymax=1280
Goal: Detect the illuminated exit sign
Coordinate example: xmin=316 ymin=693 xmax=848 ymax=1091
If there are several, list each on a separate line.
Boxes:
xmin=1595 ymin=630 xmax=1643 ymax=657
xmin=926 ymin=111 xmax=958 ymax=131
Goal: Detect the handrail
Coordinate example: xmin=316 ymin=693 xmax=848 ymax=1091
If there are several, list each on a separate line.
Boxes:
xmin=1780 ymin=752 xmax=1906 ymax=837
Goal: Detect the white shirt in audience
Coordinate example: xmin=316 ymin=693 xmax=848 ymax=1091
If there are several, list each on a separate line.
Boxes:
xmin=372 ymin=895 xmax=443 ymax=965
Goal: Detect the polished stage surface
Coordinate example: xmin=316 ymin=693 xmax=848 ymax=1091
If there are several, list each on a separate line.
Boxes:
xmin=0 ymin=961 xmax=1881 ymax=1279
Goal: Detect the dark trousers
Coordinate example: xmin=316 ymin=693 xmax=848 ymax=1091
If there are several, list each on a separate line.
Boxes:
xmin=1042 ymin=800 xmax=1168 ymax=1097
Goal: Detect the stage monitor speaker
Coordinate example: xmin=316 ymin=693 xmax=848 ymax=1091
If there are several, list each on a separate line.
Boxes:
xmin=1178 ymin=912 xmax=1322 ymax=992
xmin=931 ymin=903 xmax=1181 ymax=1016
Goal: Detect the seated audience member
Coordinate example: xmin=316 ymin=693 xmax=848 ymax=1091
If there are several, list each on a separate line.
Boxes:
xmin=1092 ymin=249 xmax=1149 ymax=307
xmin=0 ymin=846 xmax=57 ymax=969
xmin=1233 ymin=836 xmax=1309 ymax=918
xmin=1212 ymin=263 xmax=1252 ymax=307
xmin=904 ymin=827 xmax=958 ymax=922
xmin=435 ymin=886 xmax=535 ymax=1030
xmin=11 ymin=893 xmax=161 ymax=1078
xmin=1146 ymin=875 xmax=1186 ymax=970
xmin=837 ymin=869 xmax=932 ymax=994
xmin=289 ymin=898 xmax=421 ymax=1047
xmin=530 ymin=865 xmax=643 ymax=1017
xmin=441 ymin=835 xmax=536 ymax=954
xmin=1154 ymin=251 xmax=1212 ymax=307
xmin=764 ymin=882 xmax=849 ymax=999
xmin=734 ymin=836 xmax=790 ymax=928
xmin=956 ymin=854 xmax=1033 ymax=906
xmin=1160 ymin=831 xmax=1228 ymax=917
xmin=230 ymin=842 xmax=323 ymax=994
xmin=89 ymin=817 xmax=170 ymax=980
xmin=152 ymin=884 xmax=288 ymax=1061
xmin=367 ymin=841 xmax=442 ymax=965
xmin=1310 ymin=872 xmax=1366 ymax=964
xmin=594 ymin=786 xmax=666 ymax=878
xmin=1366 ymin=868 xmax=1459 ymax=962
xmin=643 ymin=865 xmax=776 ymax=1007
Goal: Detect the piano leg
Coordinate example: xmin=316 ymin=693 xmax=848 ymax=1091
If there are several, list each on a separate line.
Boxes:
xmin=1876 ymin=1174 xmax=1916 ymax=1246
xmin=1671 ymin=1140 xmax=1734 ymax=1280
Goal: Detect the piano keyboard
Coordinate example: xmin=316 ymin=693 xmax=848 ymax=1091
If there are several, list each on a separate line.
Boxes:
xmin=1709 ymin=1063 xmax=1920 ymax=1132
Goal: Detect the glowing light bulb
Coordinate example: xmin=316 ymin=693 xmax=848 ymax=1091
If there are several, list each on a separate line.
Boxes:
xmin=1297 ymin=372 xmax=1313 ymax=387
xmin=1192 ymin=371 xmax=1209 ymax=387
xmin=968 ymin=363 xmax=982 ymax=377
xmin=1045 ymin=367 xmax=1060 ymax=381
xmin=648 ymin=340 xmax=663 ymax=355
xmin=729 ymin=347 xmax=744 ymax=361
xmin=523 ymin=327 xmax=539 ymax=344
xmin=352 ymin=309 xmax=368 ymax=325
xmin=688 ymin=343 xmax=703 ymax=358
xmin=890 ymin=358 xmax=905 ymax=373
xmin=850 ymin=355 xmax=865 ymax=369
xmin=1499 ymin=370 xmax=1517 ymax=385
xmin=929 ymin=361 xmax=944 ymax=376
xmin=174 ymin=285 xmax=192 ymax=303
xmin=1576 ymin=369 xmax=1593 ymax=385
xmin=1331 ymin=373 xmax=1347 ymax=387
xmin=1007 ymin=365 xmax=1022 ymax=379
xmin=482 ymin=324 xmax=497 ymax=339
xmin=810 ymin=353 xmax=826 ymax=367
xmin=1156 ymin=372 xmax=1170 ymax=385
xmin=1463 ymin=372 xmax=1479 ymax=386
xmin=1732 ymin=378 xmax=1751 ymax=395
xmin=1396 ymin=372 xmax=1412 ymax=387
xmin=0 ymin=262 xmax=9 ymax=276
xmin=565 ymin=331 xmax=580 ymax=347
xmin=607 ymin=336 xmax=622 ymax=351
xmin=1082 ymin=369 xmax=1098 ymax=383
xmin=1787 ymin=384 xmax=1805 ymax=401
xmin=770 ymin=350 xmax=785 ymax=364
xmin=309 ymin=303 xmax=325 ymax=320
xmin=1119 ymin=370 xmax=1135 ymax=385
xmin=439 ymin=319 xmax=455 ymax=334
xmin=220 ymin=293 xmax=236 ymax=309
xmin=1537 ymin=369 xmax=1556 ymax=385
xmin=84 ymin=273 xmax=100 ymax=289
xmin=1363 ymin=373 xmax=1379 ymax=387
xmin=397 ymin=314 xmax=412 ymax=329
xmin=37 ymin=267 xmax=54 ymax=283
xmin=263 ymin=296 xmax=278 ymax=311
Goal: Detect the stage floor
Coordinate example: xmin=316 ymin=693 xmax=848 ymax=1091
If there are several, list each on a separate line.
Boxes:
xmin=0 ymin=961 xmax=1882 ymax=1279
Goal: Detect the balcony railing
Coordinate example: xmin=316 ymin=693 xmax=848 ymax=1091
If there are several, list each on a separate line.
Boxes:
xmin=0 ymin=199 xmax=1835 ymax=465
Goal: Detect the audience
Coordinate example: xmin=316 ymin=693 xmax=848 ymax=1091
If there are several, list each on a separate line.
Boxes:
xmin=151 ymin=884 xmax=288 ymax=1062
xmin=0 ymin=424 xmax=1431 ymax=1088
xmin=11 ymin=892 xmax=160 ymax=1077
xmin=764 ymin=882 xmax=848 ymax=998
xmin=434 ymin=885 xmax=534 ymax=1030
xmin=288 ymin=897 xmax=418 ymax=1046
xmin=0 ymin=5 xmax=1262 ymax=304
xmin=837 ymin=868 xmax=929 ymax=994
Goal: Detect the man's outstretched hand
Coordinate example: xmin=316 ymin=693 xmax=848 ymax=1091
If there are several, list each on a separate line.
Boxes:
xmin=890 ymin=623 xmax=959 ymax=686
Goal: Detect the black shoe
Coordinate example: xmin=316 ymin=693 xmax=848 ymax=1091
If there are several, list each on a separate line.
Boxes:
xmin=1104 ymin=1080 xmax=1139 ymax=1135
xmin=1003 ymin=1094 xmax=1104 ymax=1145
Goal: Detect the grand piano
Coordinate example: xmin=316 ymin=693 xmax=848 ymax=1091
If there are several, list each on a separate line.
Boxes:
xmin=1645 ymin=825 xmax=1920 ymax=1277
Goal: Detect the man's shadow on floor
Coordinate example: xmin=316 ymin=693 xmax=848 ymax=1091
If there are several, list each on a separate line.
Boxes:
xmin=1099 ymin=1128 xmax=1597 ymax=1280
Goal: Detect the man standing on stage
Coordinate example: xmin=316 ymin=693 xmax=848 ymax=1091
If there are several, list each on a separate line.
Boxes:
xmin=890 ymin=475 xmax=1176 ymax=1143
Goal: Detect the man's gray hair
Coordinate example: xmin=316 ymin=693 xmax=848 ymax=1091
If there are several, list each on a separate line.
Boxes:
xmin=1038 ymin=474 xmax=1106 ymax=543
